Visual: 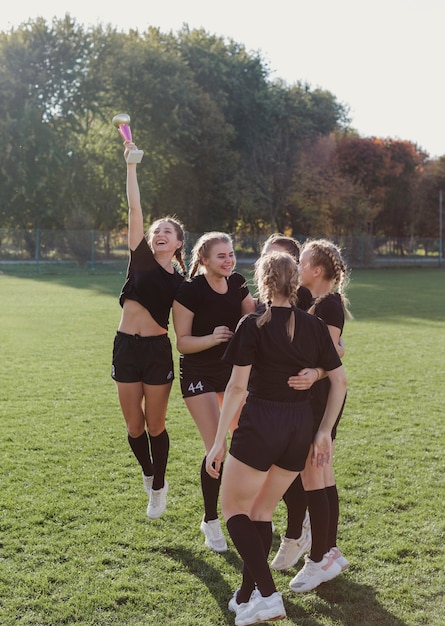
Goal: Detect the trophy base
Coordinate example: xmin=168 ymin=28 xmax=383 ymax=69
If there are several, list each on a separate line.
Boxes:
xmin=126 ymin=150 xmax=144 ymax=164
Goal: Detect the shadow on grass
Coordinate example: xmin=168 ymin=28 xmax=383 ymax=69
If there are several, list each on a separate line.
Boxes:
xmin=164 ymin=546 xmax=242 ymax=623
xmin=163 ymin=545 xmax=409 ymax=626
xmin=283 ymin=575 xmax=410 ymax=626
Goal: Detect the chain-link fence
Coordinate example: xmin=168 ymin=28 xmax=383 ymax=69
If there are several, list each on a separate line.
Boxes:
xmin=0 ymin=228 xmax=443 ymax=275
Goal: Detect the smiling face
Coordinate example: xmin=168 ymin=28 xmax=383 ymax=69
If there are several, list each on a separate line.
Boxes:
xmin=148 ymin=220 xmax=183 ymax=256
xmin=201 ymin=241 xmax=236 ymax=277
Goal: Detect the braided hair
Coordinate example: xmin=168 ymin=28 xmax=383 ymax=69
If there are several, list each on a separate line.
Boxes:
xmin=302 ymin=239 xmax=353 ymax=320
xmin=261 ymin=233 xmax=301 ymax=262
xmin=254 ymin=251 xmax=299 ymax=340
xmin=188 ymin=232 xmax=233 ymax=278
xmin=147 ymin=216 xmax=186 ymax=274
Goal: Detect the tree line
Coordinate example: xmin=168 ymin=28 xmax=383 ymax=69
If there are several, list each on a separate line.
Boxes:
xmin=1 ymin=15 xmax=444 ymax=247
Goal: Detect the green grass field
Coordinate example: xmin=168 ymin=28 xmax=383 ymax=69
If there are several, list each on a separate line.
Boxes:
xmin=1 ymin=268 xmax=444 ymax=626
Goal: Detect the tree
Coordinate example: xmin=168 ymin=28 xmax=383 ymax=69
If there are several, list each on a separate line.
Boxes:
xmin=245 ymin=83 xmax=348 ymax=232
xmin=0 ymin=17 xmax=117 ymax=235
xmin=289 ymin=134 xmax=370 ymax=236
xmin=415 ymin=156 xmax=445 ymax=255
xmin=375 ymin=140 xmax=427 ymax=247
xmin=0 ymin=18 xmax=351 ymax=239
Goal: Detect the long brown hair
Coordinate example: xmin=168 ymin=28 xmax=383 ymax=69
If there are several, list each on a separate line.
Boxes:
xmin=147 ymin=216 xmax=186 ymax=274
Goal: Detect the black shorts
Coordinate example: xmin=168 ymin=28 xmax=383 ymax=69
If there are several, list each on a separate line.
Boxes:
xmin=111 ymin=331 xmax=174 ymax=385
xmin=229 ymin=397 xmax=313 ymax=472
xmin=179 ymin=355 xmax=232 ymax=398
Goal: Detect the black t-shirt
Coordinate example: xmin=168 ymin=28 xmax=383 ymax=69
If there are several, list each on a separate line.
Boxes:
xmin=310 ymin=292 xmax=345 ymax=420
xmin=256 ymin=285 xmax=312 ymax=315
xmin=223 ymin=306 xmax=342 ymax=403
xmin=174 ymin=272 xmax=250 ymax=365
xmin=296 ymin=285 xmax=312 ymax=312
xmin=314 ymin=293 xmax=344 ymax=331
xmin=119 ymin=238 xmax=184 ymax=330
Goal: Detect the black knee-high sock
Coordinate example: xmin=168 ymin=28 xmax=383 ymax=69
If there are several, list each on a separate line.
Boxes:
xmin=127 ymin=431 xmax=153 ymax=477
xmin=237 ymin=520 xmax=273 ymax=603
xmin=149 ymin=430 xmax=169 ymax=490
xmin=200 ymin=457 xmax=223 ymax=521
xmin=254 ymin=520 xmax=273 ymax=558
xmin=226 ymin=514 xmax=276 ymax=599
xmin=307 ymin=488 xmax=329 ymax=562
xmin=326 ymin=484 xmax=339 ymax=550
xmin=283 ymin=474 xmax=308 ymax=539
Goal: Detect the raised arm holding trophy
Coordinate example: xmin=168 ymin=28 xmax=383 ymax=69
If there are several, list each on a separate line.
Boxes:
xmin=110 ymin=109 xmax=187 ymax=524
xmin=112 ymin=113 xmax=144 ymax=163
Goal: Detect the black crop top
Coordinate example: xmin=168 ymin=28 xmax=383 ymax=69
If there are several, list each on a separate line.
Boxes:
xmin=174 ymin=272 xmax=250 ymax=363
xmin=119 ymin=238 xmax=184 ymax=330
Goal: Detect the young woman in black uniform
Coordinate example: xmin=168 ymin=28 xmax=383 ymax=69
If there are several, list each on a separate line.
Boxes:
xmin=111 ymin=140 xmax=186 ymax=520
xmin=260 ymin=235 xmax=315 ymax=555
xmin=205 ymin=251 xmax=347 ymax=626
xmin=278 ymin=239 xmax=353 ymax=593
xmin=172 ymin=232 xmax=256 ymax=552
xmin=260 ymin=234 xmax=317 ymax=389
xmin=260 ymin=234 xmax=312 ymax=312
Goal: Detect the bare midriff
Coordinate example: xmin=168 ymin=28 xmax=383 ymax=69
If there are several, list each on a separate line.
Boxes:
xmin=117 ymin=299 xmax=167 ymax=336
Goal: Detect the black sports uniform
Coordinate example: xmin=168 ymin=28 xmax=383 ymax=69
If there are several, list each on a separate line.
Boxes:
xmin=296 ymin=285 xmax=312 ymax=312
xmin=174 ymin=272 xmax=250 ymax=398
xmin=223 ymin=306 xmax=342 ymax=472
xmin=111 ymin=238 xmax=184 ymax=384
xmin=310 ymin=292 xmax=345 ymax=439
xmin=256 ymin=285 xmax=312 ymax=315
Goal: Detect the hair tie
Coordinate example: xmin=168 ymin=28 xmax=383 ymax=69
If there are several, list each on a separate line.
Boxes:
xmin=267 ymin=300 xmax=272 ymax=307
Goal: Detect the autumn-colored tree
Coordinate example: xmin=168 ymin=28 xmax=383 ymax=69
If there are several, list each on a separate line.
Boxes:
xmin=289 ymin=134 xmax=371 ymax=237
xmin=336 ymin=136 xmax=427 ymax=243
xmin=376 ymin=140 xmax=428 ymax=249
xmin=1 ymin=15 xmax=441 ymax=245
xmin=415 ymin=156 xmax=445 ymax=255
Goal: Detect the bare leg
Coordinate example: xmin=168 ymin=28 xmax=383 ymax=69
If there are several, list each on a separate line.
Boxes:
xmin=222 ymin=454 xmax=298 ymax=597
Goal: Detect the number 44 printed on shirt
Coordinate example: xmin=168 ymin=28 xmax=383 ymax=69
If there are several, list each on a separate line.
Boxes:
xmin=188 ymin=381 xmax=204 ymax=394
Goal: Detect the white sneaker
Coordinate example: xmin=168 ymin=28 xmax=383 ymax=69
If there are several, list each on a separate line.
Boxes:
xmin=270 ymin=523 xmax=311 ymax=570
xmin=147 ymin=481 xmax=168 ymax=519
xmin=200 ymin=517 xmax=228 ymax=552
xmin=235 ymin=591 xmax=286 ymax=626
xmin=302 ymin=509 xmax=311 ymax=533
xmin=289 ymin=552 xmax=342 ymax=593
xmin=142 ymin=472 xmax=153 ymax=496
xmin=329 ymin=546 xmax=350 ymax=571
xmin=228 ymin=588 xmax=259 ymax=613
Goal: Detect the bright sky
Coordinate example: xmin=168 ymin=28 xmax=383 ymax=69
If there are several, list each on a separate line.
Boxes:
xmin=2 ymin=0 xmax=444 ymax=158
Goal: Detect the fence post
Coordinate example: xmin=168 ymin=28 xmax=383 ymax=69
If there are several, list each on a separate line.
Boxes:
xmin=35 ymin=228 xmax=40 ymax=275
xmin=439 ymin=190 xmax=443 ymax=267
xmin=91 ymin=229 xmax=95 ymax=272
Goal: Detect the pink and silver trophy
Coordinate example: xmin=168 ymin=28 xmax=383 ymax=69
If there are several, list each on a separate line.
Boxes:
xmin=112 ymin=113 xmax=144 ymax=163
